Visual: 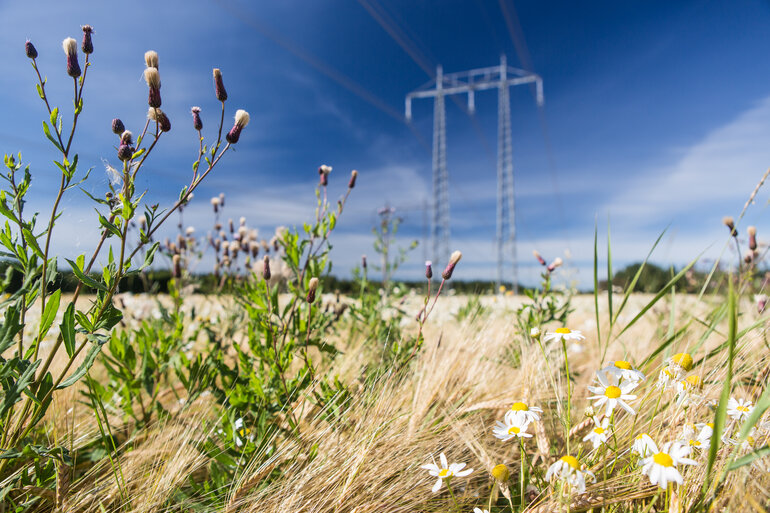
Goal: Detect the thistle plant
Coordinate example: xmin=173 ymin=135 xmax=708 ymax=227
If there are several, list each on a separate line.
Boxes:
xmin=0 ymin=26 xmax=248 ymax=491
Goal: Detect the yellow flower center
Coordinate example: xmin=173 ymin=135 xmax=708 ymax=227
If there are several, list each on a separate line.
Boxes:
xmin=706 ymin=423 xmax=714 ymax=428
xmin=747 ymin=436 xmax=756 ymax=445
xmin=605 ymin=385 xmax=622 ymax=399
xmin=594 ymin=427 xmax=605 ymax=434
xmin=508 ymin=426 xmax=521 ymax=435
xmin=737 ymin=406 xmax=750 ymax=412
xmin=614 ymin=360 xmax=632 ymax=370
xmin=555 ymin=327 xmax=571 ymax=334
xmin=653 ymin=453 xmax=673 ymax=467
xmin=511 ymin=402 xmax=528 ymax=411
xmin=685 ymin=375 xmax=702 ymax=388
xmin=689 ymin=440 xmax=701 ymax=447
xmin=560 ymin=455 xmax=579 ymax=469
xmin=492 ymin=464 xmax=510 ymax=482
xmin=636 ymin=433 xmax=649 ymax=440
xmin=672 ymin=353 xmax=694 ymax=371
xmin=438 ymin=469 xmax=451 ymax=477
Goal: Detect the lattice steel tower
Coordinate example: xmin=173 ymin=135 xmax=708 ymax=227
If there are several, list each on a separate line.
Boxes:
xmin=406 ymin=56 xmax=543 ymax=288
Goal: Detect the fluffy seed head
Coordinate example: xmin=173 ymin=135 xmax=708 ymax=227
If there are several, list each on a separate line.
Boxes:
xmin=120 ymin=130 xmax=133 ymax=145
xmin=143 ymin=67 xmax=161 ymax=88
xmin=547 ymin=257 xmax=563 ymax=272
xmin=748 ymin=226 xmax=756 ymax=237
xmin=225 ymin=110 xmax=250 ymax=144
xmin=234 ymin=109 xmax=250 ymax=128
xmin=144 ymin=50 xmax=159 ymax=69
xmin=62 ymin=37 xmax=77 ymax=56
xmin=148 ymin=108 xmax=171 ymax=132
xmin=723 ymin=216 xmax=737 ymax=236
xmin=213 ymin=68 xmax=228 ymax=101
xmin=348 ymin=169 xmax=358 ymax=188
xmin=62 ymin=37 xmax=81 ymax=77
xmin=442 ymin=250 xmax=463 ymax=280
xmin=306 ymin=277 xmax=319 ymax=303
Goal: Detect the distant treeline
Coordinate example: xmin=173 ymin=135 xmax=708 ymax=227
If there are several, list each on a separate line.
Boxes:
xmin=0 ymin=260 xmax=739 ymax=296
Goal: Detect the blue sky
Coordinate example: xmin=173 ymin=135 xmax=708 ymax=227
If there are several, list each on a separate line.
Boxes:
xmin=2 ymin=0 xmax=770 ymax=287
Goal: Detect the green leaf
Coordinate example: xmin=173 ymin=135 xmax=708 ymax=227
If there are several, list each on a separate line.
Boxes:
xmin=49 ymin=107 xmax=59 ymax=128
xmin=60 ymin=303 xmax=76 ymax=357
xmin=0 ymin=305 xmax=22 ymax=354
xmin=141 ymin=242 xmax=160 ymax=270
xmin=22 ymin=228 xmax=44 ymax=260
xmin=1 ymin=359 xmax=40 ymax=417
xmin=65 ymin=258 xmax=108 ymax=292
xmin=56 ymin=336 xmax=107 ymax=389
xmin=727 ymin=446 xmax=770 ymax=471
xmin=42 ymin=121 xmax=63 ymax=152
xmin=38 ymin=289 xmax=61 ymax=339
xmin=97 ymin=211 xmax=121 ymax=238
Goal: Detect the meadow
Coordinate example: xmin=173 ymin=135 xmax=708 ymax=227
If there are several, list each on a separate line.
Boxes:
xmin=1 ymin=25 xmax=769 ymax=513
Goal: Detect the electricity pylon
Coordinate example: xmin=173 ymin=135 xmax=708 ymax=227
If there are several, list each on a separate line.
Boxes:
xmin=405 ymin=56 xmax=543 ymax=289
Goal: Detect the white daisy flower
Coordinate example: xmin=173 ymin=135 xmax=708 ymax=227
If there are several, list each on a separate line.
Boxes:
xmin=679 ymin=422 xmax=711 ymax=452
xmin=233 ymin=417 xmax=253 ymax=448
xmin=421 ymin=452 xmax=473 ymax=493
xmin=545 ymin=455 xmax=595 ymax=494
xmin=727 ymin=397 xmax=754 ymax=421
xmin=656 ymin=366 xmax=681 ymax=390
xmin=641 ymin=441 xmax=697 ymax=489
xmin=631 ymin=433 xmax=658 ymax=458
xmin=587 ymin=371 xmax=638 ymax=417
xmin=582 ymin=417 xmax=610 ymax=449
xmin=600 ymin=359 xmax=645 ymax=384
xmin=493 ymin=414 xmax=532 ymax=441
xmin=505 ymin=401 xmax=543 ymax=424
xmin=543 ymin=327 xmax=585 ymax=344
xmin=675 ymin=375 xmax=704 ymax=406
xmin=668 ymin=352 xmax=694 ymax=375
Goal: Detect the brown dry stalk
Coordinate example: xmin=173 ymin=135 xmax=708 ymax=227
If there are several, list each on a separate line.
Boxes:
xmin=225 ymin=461 xmax=278 ymax=513
xmin=56 ymin=462 xmax=71 ymax=511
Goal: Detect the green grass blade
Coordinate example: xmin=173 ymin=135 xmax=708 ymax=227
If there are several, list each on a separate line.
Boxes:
xmin=702 ymin=277 xmax=736 ymax=496
xmin=593 ymin=221 xmax=601 ymax=352
xmin=607 ymin=216 xmax=613 ymax=326
xmin=727 ymin=445 xmax=770 ymax=471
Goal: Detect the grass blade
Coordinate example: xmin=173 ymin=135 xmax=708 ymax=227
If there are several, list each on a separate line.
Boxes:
xmin=593 ymin=220 xmax=601 ymax=353
xmin=612 ymin=228 xmax=668 ymax=325
xmin=607 ymin=216 xmax=613 ymax=326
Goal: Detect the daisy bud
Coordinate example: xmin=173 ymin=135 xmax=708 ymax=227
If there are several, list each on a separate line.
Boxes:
xmin=62 ymin=37 xmax=81 ymax=78
xmin=723 ymin=216 xmax=737 ymax=237
xmin=111 ymin=118 xmax=125 ymax=135
xmin=425 ymin=260 xmax=433 ymax=279
xmin=191 ymin=106 xmax=203 ymax=131
xmin=81 ymin=25 xmax=94 ymax=54
xmin=491 ymin=463 xmax=510 ymax=483
xmin=225 ymin=109 xmax=249 ymax=144
xmin=148 ymin=107 xmax=171 ymax=132
xmin=318 ymin=164 xmax=332 ymax=186
xmin=25 ymin=40 xmax=38 ymax=59
xmin=547 ymin=257 xmax=563 ymax=272
xmin=117 ymin=143 xmax=134 ymax=161
xmin=362 ymin=255 xmax=367 ymax=269
xmin=144 ymin=67 xmax=162 ymax=108
xmin=213 ymin=68 xmax=227 ymax=101
xmin=533 ymin=250 xmax=546 ymax=266
xmin=144 ymin=50 xmax=158 ymax=69
xmin=262 ymin=255 xmax=271 ymax=280
xmin=530 ymin=327 xmax=541 ymax=340
xmin=120 ymin=130 xmax=133 ymax=145
xmin=442 ymin=250 xmax=462 ymax=280
xmin=348 ymin=169 xmax=358 ymax=188
xmin=748 ymin=226 xmax=757 ymax=251
xmin=671 ymin=352 xmax=694 ymax=372
xmin=306 ymin=277 xmax=319 ymax=304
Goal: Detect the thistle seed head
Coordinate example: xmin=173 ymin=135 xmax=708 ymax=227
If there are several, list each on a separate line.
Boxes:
xmin=148 ymin=108 xmax=171 ymax=132
xmin=213 ymin=68 xmax=227 ymax=101
xmin=120 ymin=130 xmax=133 ymax=144
xmin=306 ymin=277 xmax=319 ymax=303
xmin=425 ymin=260 xmax=433 ymax=279
xmin=723 ymin=216 xmax=737 ymax=236
xmin=225 ymin=109 xmax=250 ymax=143
xmin=748 ymin=225 xmax=757 ymax=250
xmin=533 ymin=250 xmax=546 ymax=266
xmin=191 ymin=106 xmax=203 ymax=131
xmin=442 ymin=250 xmax=462 ymax=280
xmin=547 ymin=257 xmax=563 ymax=272
xmin=144 ymin=50 xmax=159 ymax=69
xmin=62 ymin=37 xmax=81 ymax=77
xmin=348 ymin=169 xmax=358 ymax=188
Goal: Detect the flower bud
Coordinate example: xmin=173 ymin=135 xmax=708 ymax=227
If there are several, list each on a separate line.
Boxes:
xmin=262 ymin=255 xmax=271 ymax=280
xmin=362 ymin=255 xmax=367 ymax=270
xmin=530 ymin=327 xmax=541 ymax=340
xmin=318 ymin=164 xmax=332 ymax=186
xmin=492 ymin=464 xmax=510 ymax=483
xmin=120 ymin=130 xmax=133 ymax=145
xmin=81 ymin=25 xmax=94 ymax=54
xmin=172 ymin=254 xmax=181 ymax=278
xmin=748 ymin=225 xmax=757 ymax=251
xmin=306 ymin=277 xmax=319 ymax=304
xmin=723 ymin=216 xmax=737 ymax=237
xmin=144 ymin=67 xmax=162 ymax=108
xmin=191 ymin=106 xmax=203 ymax=131
xmin=213 ymin=68 xmax=227 ymax=101
xmin=112 ymin=118 xmax=125 ymax=135
xmin=547 ymin=257 xmax=563 ymax=273
xmin=25 ymin=40 xmax=38 ymax=59
xmin=148 ymin=108 xmax=171 ymax=132
xmin=117 ymin=144 xmax=134 ymax=161
xmin=425 ymin=260 xmax=433 ymax=279
xmin=745 ymin=251 xmax=754 ymax=265
xmin=219 ymin=192 xmax=226 ymax=207
xmin=62 ymin=37 xmax=81 ymax=78
xmin=348 ymin=169 xmax=358 ymax=188
xmin=144 ymin=50 xmax=158 ymax=69
xmin=441 ymin=250 xmax=462 ymax=280
xmin=533 ymin=250 xmax=546 ymax=266
xmin=225 ymin=109 xmax=249 ymax=144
